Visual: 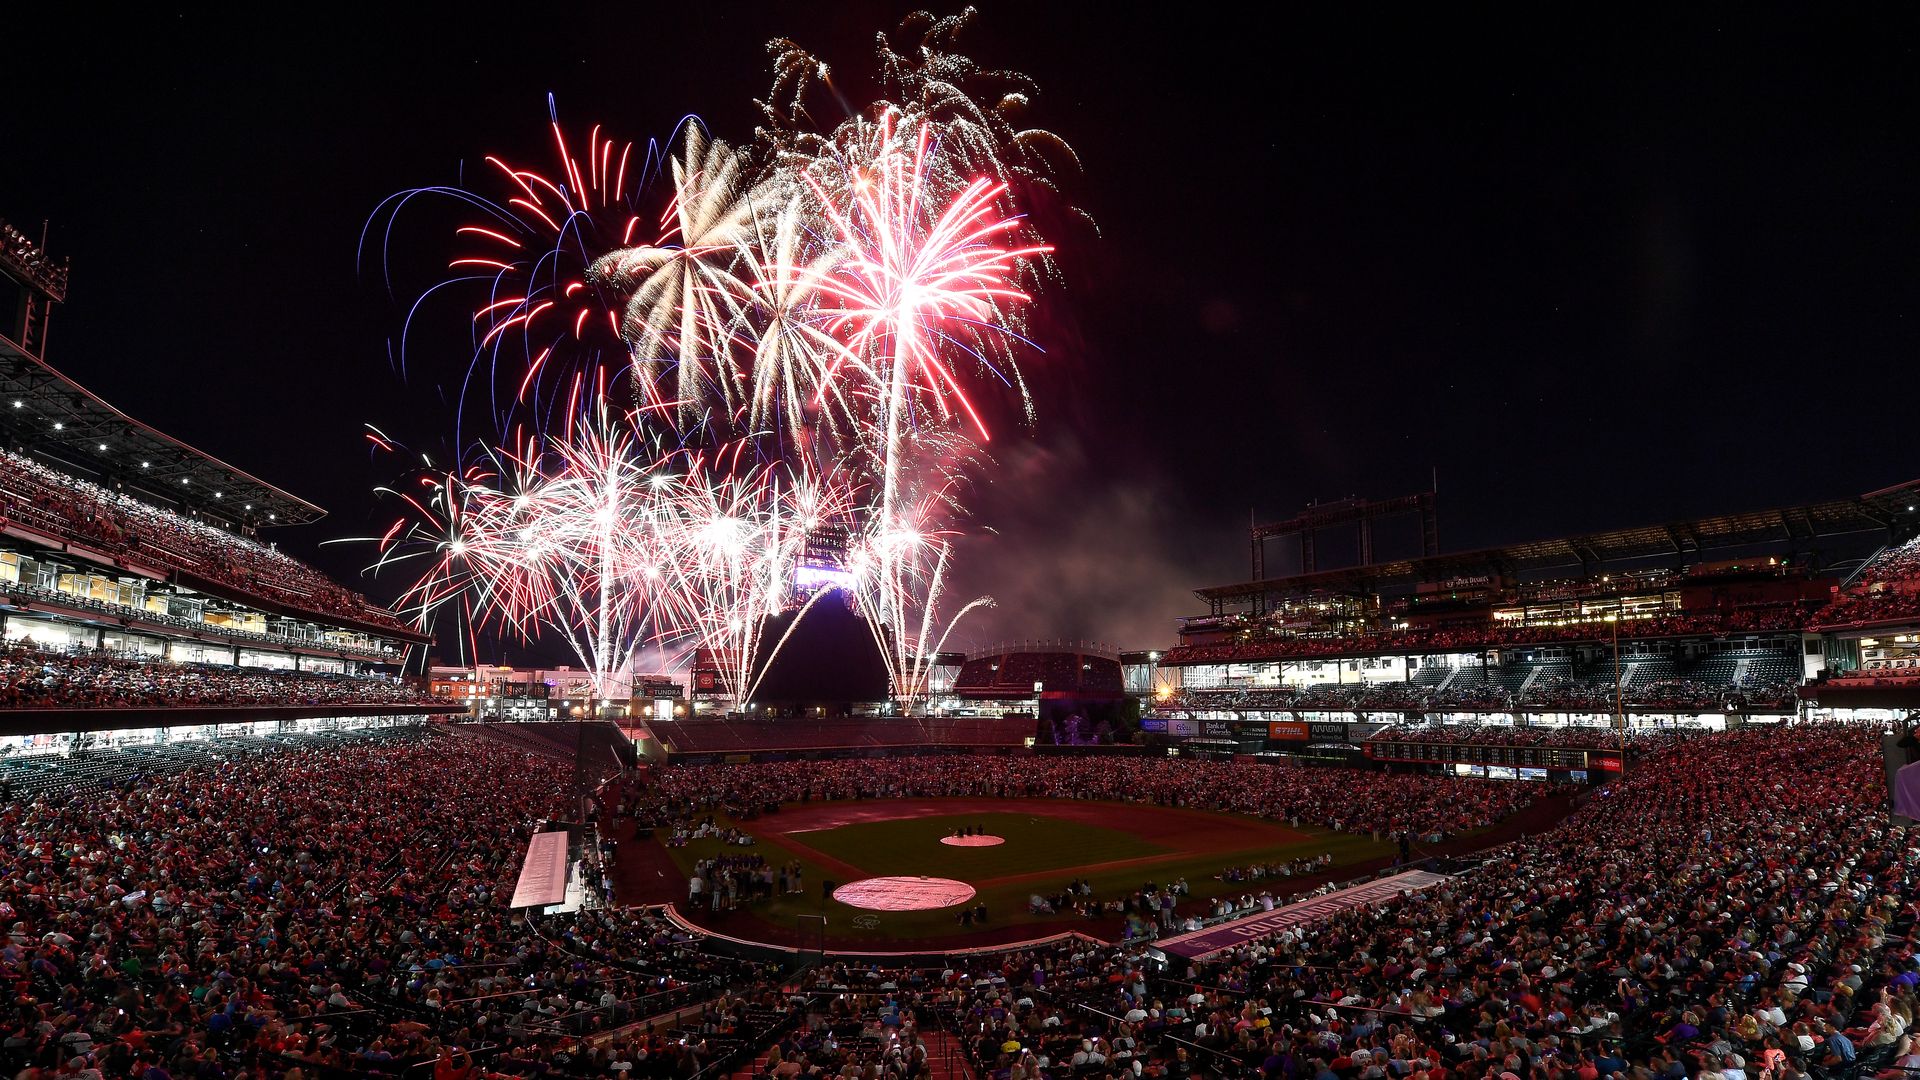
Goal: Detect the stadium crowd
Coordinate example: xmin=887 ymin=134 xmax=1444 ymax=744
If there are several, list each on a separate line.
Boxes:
xmin=1164 ymin=605 xmax=1812 ymax=667
xmin=0 ymin=640 xmax=451 ymax=709
xmin=1828 ymin=662 xmax=1920 ymax=684
xmin=1138 ymin=722 xmax=1917 ymax=1080
xmin=1815 ymin=591 xmax=1920 ymax=629
xmin=0 ymin=578 xmax=395 ymax=662
xmin=2 ymin=716 xmax=1917 ymax=1080
xmin=640 ymin=756 xmax=1540 ymax=840
xmin=1362 ymin=723 xmax=1683 ymax=749
xmin=0 ymin=448 xmax=408 ymax=633
xmin=738 ymin=723 xmax=1920 ymax=1080
xmin=1813 ymin=537 xmax=1920 ymax=629
xmin=1162 ymin=675 xmax=1796 ymax=717
xmin=0 ymin=730 xmax=786 ymax=1080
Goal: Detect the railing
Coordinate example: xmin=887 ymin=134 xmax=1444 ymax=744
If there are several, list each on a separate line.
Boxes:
xmin=0 ymin=640 xmax=449 ymax=713
xmin=1 ymin=578 xmax=399 ymax=659
xmin=0 ymin=447 xmax=407 ymax=631
xmin=683 ymin=999 xmax=811 ymax=1080
xmin=965 ymin=639 xmax=1121 ymax=661
xmin=1035 ymin=994 xmax=1243 ymax=1078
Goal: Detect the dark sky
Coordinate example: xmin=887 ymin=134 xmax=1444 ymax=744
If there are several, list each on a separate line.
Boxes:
xmin=2 ymin=7 xmax=1915 ymax=658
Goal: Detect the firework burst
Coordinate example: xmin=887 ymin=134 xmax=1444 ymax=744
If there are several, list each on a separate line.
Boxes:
xmin=663 ymin=447 xmax=853 ymax=704
xmin=587 ymin=125 xmax=755 ymax=423
xmin=366 ymin=11 xmax=1081 ymax=713
xmin=840 ymin=467 xmax=992 ymax=708
xmin=364 ymin=401 xmax=687 ymax=700
xmin=362 ymin=97 xmax=658 ymax=437
xmin=794 ymin=110 xmax=1051 ymax=509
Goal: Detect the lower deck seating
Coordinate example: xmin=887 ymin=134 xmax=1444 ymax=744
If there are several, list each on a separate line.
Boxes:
xmin=646 ymin=715 xmax=1033 ymax=755
xmin=454 ymin=720 xmax=638 ymax=776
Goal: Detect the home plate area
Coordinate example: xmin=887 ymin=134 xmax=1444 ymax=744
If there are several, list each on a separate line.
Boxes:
xmin=831 ymin=876 xmax=977 ymax=911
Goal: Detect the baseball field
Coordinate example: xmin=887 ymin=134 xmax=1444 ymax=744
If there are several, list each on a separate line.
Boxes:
xmin=652 ymin=796 xmax=1396 ymax=948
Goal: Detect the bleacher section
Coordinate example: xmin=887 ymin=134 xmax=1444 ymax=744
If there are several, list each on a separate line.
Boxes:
xmin=1746 ymin=652 xmax=1801 ymax=684
xmin=0 ymin=576 xmax=394 ymax=661
xmin=1165 ymin=603 xmax=1812 ymax=667
xmin=1167 ymin=645 xmax=1804 ymax=715
xmin=1812 ymin=534 xmax=1920 ymax=629
xmin=1625 ymin=657 xmax=1678 ymax=687
xmin=643 ymin=715 xmax=1032 ymax=756
xmin=452 ymin=720 xmax=637 ymax=777
xmin=953 ymin=648 xmax=1124 ymax=698
xmin=1490 ymin=662 xmax=1542 ymax=692
xmin=0 ymin=725 xmax=422 ymax=802
xmin=0 ymin=447 xmax=410 ymax=634
xmin=0 ymin=641 xmax=455 ymax=714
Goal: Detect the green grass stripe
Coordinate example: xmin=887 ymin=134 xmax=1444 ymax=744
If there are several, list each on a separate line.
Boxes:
xmin=791 ymin=810 xmax=1167 ymax=879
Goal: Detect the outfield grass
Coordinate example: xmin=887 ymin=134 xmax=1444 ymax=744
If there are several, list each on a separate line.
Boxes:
xmin=793 ymin=811 xmax=1168 ymax=878
xmin=658 ymin=798 xmax=1396 ymax=946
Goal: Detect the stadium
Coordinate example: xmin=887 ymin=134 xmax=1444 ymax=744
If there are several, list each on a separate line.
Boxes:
xmin=6 ymin=12 xmax=1920 ymax=1080
xmin=7 ymin=215 xmax=1920 ymax=1079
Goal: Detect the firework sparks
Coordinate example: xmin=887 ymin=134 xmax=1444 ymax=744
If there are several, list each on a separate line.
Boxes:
xmin=588 ymin=125 xmax=755 ymax=422
xmin=840 ymin=469 xmax=993 ymax=709
xmin=663 ymin=449 xmax=852 ymax=704
xmin=794 ymin=110 xmax=1051 ymax=509
xmin=365 ymin=11 xmax=1081 ymax=713
xmin=367 ymin=409 xmax=681 ymax=700
xmin=361 ymin=97 xmax=655 ymax=438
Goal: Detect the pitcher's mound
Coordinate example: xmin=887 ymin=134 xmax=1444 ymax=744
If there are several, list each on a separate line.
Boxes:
xmin=832 ymin=876 xmax=977 ymax=911
xmin=940 ymin=834 xmax=1006 ymax=847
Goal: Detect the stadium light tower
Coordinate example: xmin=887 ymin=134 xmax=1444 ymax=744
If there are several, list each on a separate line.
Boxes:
xmin=0 ymin=219 xmax=66 ymax=359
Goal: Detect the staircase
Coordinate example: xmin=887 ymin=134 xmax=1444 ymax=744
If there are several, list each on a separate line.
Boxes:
xmin=922 ymin=1030 xmax=975 ymax=1080
xmin=728 ymin=1053 xmax=771 ymax=1080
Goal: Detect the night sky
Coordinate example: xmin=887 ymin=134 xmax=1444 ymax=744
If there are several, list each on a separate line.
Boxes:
xmin=2 ymin=7 xmax=1915 ymax=659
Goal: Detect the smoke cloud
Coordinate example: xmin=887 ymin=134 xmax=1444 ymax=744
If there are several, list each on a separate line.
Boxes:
xmin=941 ymin=430 xmax=1245 ymax=652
